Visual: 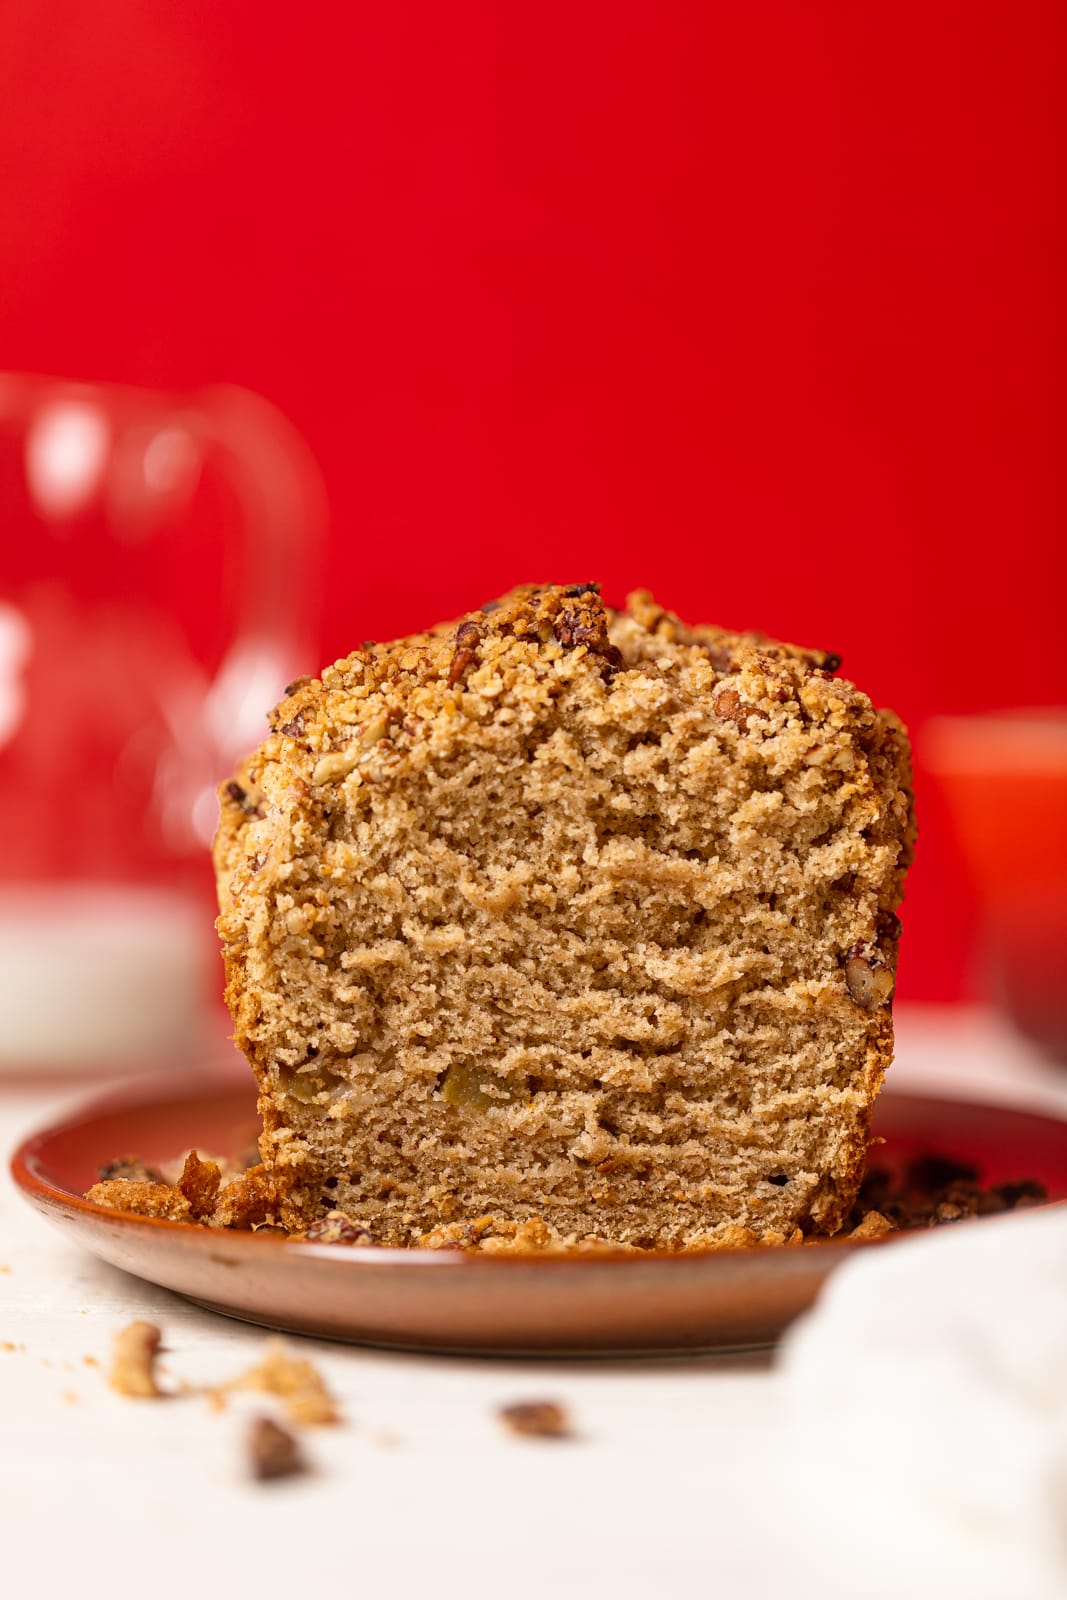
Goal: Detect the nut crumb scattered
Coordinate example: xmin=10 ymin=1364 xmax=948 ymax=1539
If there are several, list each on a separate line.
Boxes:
xmin=498 ymin=1400 xmax=572 ymax=1439
xmin=247 ymin=1415 xmax=305 ymax=1481
xmin=109 ymin=1321 xmax=165 ymax=1399
xmin=302 ymin=1212 xmax=376 ymax=1245
xmin=850 ymin=1209 xmax=894 ymax=1240
xmin=232 ymin=1340 xmax=340 ymax=1426
xmin=850 ymin=1155 xmax=1049 ymax=1232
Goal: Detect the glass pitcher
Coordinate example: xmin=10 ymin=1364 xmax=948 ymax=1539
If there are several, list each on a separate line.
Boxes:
xmin=0 ymin=374 xmax=325 ymax=1069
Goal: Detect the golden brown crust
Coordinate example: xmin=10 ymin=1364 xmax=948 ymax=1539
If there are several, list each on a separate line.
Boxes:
xmin=214 ymin=583 xmax=914 ymax=1248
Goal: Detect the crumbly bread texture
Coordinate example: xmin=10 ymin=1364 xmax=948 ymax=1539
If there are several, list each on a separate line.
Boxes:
xmin=214 ymin=584 xmax=914 ymax=1249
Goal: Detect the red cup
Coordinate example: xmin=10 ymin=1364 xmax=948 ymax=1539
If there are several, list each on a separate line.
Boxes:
xmin=924 ymin=712 xmax=1067 ymax=1059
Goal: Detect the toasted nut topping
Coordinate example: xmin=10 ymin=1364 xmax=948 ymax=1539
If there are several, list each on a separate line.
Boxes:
xmin=303 ymin=1212 xmax=376 ymax=1246
xmin=247 ymin=1416 xmax=305 ymax=1481
xmin=498 ymin=1400 xmax=572 ymax=1439
xmin=311 ymin=749 xmax=360 ymax=786
xmin=109 ymin=1321 xmax=165 ymax=1398
xmin=712 ymin=687 xmax=764 ymax=728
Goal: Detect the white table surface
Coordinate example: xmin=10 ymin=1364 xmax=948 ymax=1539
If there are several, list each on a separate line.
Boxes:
xmin=2 ymin=1004 xmax=1065 ymax=1600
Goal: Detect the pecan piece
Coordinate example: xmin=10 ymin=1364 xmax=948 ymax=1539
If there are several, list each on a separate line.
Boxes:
xmin=498 ymin=1400 xmax=572 ymax=1439
xmin=712 ymin=688 xmax=764 ymax=729
xmin=247 ymin=1416 xmax=305 ymax=1481
xmin=448 ymin=619 xmax=483 ymax=686
xmin=303 ymin=1212 xmax=376 ymax=1246
xmin=224 ymin=780 xmax=265 ymax=818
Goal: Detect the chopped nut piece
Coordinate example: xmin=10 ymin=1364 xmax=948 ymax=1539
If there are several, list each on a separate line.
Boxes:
xmin=447 ymin=619 xmax=484 ymax=686
xmin=247 ymin=1416 xmax=305 ymax=1481
xmin=843 ymin=947 xmax=895 ymax=1009
xmin=478 ymin=1216 xmax=554 ymax=1253
xmin=498 ymin=1400 xmax=572 ymax=1439
xmin=109 ymin=1321 xmax=165 ymax=1398
xmin=850 ymin=1210 xmax=894 ymax=1240
xmin=233 ymin=1340 xmax=340 ymax=1426
xmin=311 ymin=749 xmax=361 ymax=786
xmin=178 ymin=1150 xmax=222 ymax=1219
xmin=224 ymin=780 xmax=265 ymax=817
xmin=86 ymin=1180 xmax=193 ymax=1222
xmin=418 ymin=1215 xmax=498 ymax=1251
xmin=303 ymin=1212 xmax=375 ymax=1246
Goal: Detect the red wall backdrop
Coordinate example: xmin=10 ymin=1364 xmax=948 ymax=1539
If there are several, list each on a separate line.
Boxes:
xmin=1 ymin=3 xmax=1064 ymax=1000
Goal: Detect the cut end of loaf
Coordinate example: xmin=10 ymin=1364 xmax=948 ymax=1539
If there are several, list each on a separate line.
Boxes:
xmin=214 ymin=584 xmax=914 ymax=1249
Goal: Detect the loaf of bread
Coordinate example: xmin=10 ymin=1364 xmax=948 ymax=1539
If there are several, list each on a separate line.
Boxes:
xmin=214 ymin=584 xmax=914 ymax=1248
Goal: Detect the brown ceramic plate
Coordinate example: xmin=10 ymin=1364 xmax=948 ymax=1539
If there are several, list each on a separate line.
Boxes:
xmin=11 ymin=1076 xmax=1067 ymax=1355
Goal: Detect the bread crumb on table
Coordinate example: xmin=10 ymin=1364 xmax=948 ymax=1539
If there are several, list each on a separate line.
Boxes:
xmin=230 ymin=1339 xmax=341 ymax=1427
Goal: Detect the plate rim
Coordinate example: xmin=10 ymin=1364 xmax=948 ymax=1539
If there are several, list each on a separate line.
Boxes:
xmin=10 ymin=1074 xmax=1066 ymax=1270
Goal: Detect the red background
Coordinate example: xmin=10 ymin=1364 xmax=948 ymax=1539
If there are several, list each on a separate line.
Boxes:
xmin=1 ymin=3 xmax=1064 ymax=1000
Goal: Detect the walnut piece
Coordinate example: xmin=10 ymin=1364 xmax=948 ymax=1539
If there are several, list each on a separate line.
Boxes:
xmin=109 ymin=1321 xmax=165 ymax=1398
xmin=247 ymin=1416 xmax=305 ymax=1481
xmin=498 ymin=1400 xmax=572 ymax=1439
xmin=303 ymin=1212 xmax=375 ymax=1246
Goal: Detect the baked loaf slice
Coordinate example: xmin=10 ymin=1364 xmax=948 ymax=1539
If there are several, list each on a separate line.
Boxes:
xmin=215 ymin=584 xmax=913 ymax=1248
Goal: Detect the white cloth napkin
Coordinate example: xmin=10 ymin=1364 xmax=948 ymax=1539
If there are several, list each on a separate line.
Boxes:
xmin=776 ymin=1206 xmax=1067 ymax=1600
